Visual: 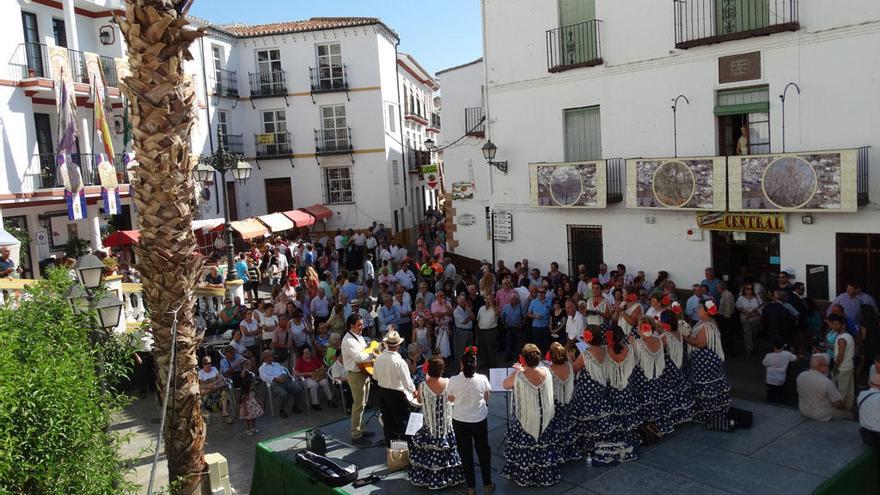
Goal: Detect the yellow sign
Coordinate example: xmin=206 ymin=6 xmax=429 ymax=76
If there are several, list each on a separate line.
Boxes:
xmin=696 ymin=212 xmax=786 ymax=233
xmin=257 ymin=133 xmax=275 ymax=145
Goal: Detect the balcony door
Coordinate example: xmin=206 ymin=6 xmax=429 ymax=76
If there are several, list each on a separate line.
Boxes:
xmin=564 ymin=106 xmax=602 ymax=161
xmin=21 ymin=12 xmax=44 ymax=78
xmin=52 ymin=19 xmax=67 ymax=47
xmin=321 ymin=105 xmax=348 ymax=151
xmin=261 ymin=110 xmax=287 ymax=156
xmin=256 ymin=49 xmax=282 ymax=93
xmin=225 ymin=181 xmax=239 ymax=221
xmin=34 ymin=113 xmax=55 ymax=188
xmin=316 ymin=43 xmax=343 ymax=89
xmin=264 ymin=178 xmax=293 ymax=213
xmin=715 ymin=0 xmax=769 ymax=36
xmin=558 ymin=0 xmax=597 ymax=65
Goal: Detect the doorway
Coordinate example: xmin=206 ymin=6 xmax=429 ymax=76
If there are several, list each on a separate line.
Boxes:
xmin=711 ymin=231 xmax=780 ymax=294
xmin=567 ymin=225 xmax=603 ymax=278
xmin=225 ymin=182 xmax=239 ymax=221
xmin=264 ymin=177 xmax=293 ymax=213
xmin=836 ymin=233 xmax=880 ymax=300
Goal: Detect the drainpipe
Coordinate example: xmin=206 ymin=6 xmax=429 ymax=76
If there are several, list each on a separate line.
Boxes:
xmin=480 ymin=0 xmax=494 ymax=196
xmin=394 ymin=38 xmax=409 ymax=230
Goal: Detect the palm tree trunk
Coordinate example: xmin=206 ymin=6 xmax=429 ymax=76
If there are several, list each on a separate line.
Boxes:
xmin=117 ymin=2 xmax=207 ymax=493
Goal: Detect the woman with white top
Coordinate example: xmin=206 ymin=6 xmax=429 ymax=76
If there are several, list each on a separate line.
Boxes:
xmin=684 ymin=301 xmax=731 ymax=425
xmin=544 ymin=342 xmax=581 ymax=463
xmin=735 ymin=284 xmax=763 ymax=355
xmin=601 ymin=324 xmax=640 ymax=464
xmin=571 ymin=327 xmax=614 ymax=460
xmin=258 ymin=303 xmax=279 ymax=351
xmin=615 ymin=286 xmax=644 ymax=337
xmin=631 ymin=317 xmax=667 ymax=427
xmin=501 ymin=343 xmax=560 ymax=487
xmin=447 ymin=348 xmax=493 ymax=495
xmin=408 ymin=357 xmax=465 ymax=490
xmin=585 ymin=281 xmax=611 ymax=329
xmin=656 ymin=310 xmax=694 ymax=433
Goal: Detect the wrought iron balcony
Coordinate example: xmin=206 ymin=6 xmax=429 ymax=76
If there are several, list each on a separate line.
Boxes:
xmin=248 ymin=70 xmax=287 ymax=98
xmin=429 ymin=113 xmax=441 ymax=130
xmin=100 ymin=56 xmax=118 ymax=88
xmin=674 ymin=0 xmax=799 ymax=49
xmin=254 ymin=132 xmax=291 ymax=158
xmin=214 ymin=68 xmax=239 ymax=97
xmin=408 ymin=150 xmax=432 ymax=172
xmin=857 ymin=146 xmax=870 ymax=206
xmin=66 ymin=49 xmax=90 ymax=84
xmin=465 ymin=107 xmax=485 ymax=136
xmin=8 ymin=43 xmax=119 ymax=87
xmin=33 ymin=152 xmax=100 ymax=189
xmin=546 ymin=19 xmax=603 ymax=73
xmin=221 ymin=133 xmax=244 ymax=155
xmin=314 ymin=128 xmax=353 ymax=155
xmin=606 ymin=158 xmax=624 ymax=204
xmin=309 ymin=64 xmax=348 ymax=93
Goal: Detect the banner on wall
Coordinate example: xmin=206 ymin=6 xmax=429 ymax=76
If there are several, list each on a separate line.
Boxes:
xmin=696 ymin=212 xmax=786 ymax=233
xmin=451 ymin=181 xmax=473 ymax=200
xmin=529 ymin=161 xmax=607 ymax=208
xmin=728 ymin=149 xmax=858 ymax=212
xmin=626 ymin=156 xmax=727 ymax=211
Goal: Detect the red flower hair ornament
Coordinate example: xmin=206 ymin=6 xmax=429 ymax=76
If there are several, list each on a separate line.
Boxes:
xmin=421 ymin=362 xmax=429 ymax=374
xmin=639 ymin=322 xmax=653 ymax=336
xmin=518 ymin=355 xmax=526 ymax=366
xmin=604 ymin=330 xmax=615 ymax=348
xmin=661 ymin=322 xmax=672 ymax=332
xmin=662 ymin=295 xmax=671 ymax=306
xmin=671 ymin=301 xmax=683 ymax=315
xmin=582 ymin=329 xmax=593 ymax=343
xmin=465 ymin=346 xmax=478 ymax=355
xmin=705 ymin=301 xmax=718 ymax=316
xmin=544 ymin=351 xmax=552 ymax=362
xmin=626 ymin=293 xmax=638 ymax=303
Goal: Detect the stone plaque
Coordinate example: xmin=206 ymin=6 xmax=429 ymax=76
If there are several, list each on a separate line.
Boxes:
xmin=719 ymin=51 xmax=761 ymax=84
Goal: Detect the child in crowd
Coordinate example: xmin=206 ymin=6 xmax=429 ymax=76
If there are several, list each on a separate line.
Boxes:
xmin=762 ymin=336 xmax=798 ymax=403
xmin=238 ymin=363 xmax=264 ymax=435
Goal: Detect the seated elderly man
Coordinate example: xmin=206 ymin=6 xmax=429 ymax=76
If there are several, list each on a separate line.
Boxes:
xmin=796 ymin=353 xmax=852 ymax=421
xmin=258 ymin=350 xmax=304 ymax=417
xmin=198 ymin=356 xmax=233 ymax=424
xmin=858 ymin=368 xmax=880 ymax=448
xmin=220 ymin=345 xmax=247 ymax=388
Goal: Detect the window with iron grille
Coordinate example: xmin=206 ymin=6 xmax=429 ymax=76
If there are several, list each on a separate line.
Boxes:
xmin=212 ymin=45 xmax=223 ymax=82
xmin=316 ymin=43 xmax=343 ymax=87
xmin=321 ymin=104 xmax=348 ymax=148
xmin=392 ymin=159 xmax=399 ymax=185
xmin=567 ymin=224 xmax=603 ymax=277
xmin=564 ymin=106 xmax=602 ymax=161
xmin=323 ymin=167 xmax=353 ymax=204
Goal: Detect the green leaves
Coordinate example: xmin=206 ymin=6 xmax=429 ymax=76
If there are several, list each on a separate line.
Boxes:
xmin=0 ymin=269 xmax=136 ymax=495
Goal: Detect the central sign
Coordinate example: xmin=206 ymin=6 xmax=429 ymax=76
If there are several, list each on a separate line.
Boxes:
xmin=696 ymin=212 xmax=786 ymax=233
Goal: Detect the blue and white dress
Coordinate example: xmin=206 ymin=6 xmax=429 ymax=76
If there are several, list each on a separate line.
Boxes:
xmin=657 ymin=329 xmax=694 ymax=434
xmin=632 ymin=337 xmax=667 ymax=425
xmin=502 ymin=370 xmax=562 ymax=487
xmin=408 ymin=381 xmax=465 ymax=490
xmin=687 ymin=320 xmax=731 ymax=424
xmin=545 ymin=362 xmax=582 ymax=463
xmin=571 ymin=349 xmax=613 ymax=456
xmin=597 ymin=347 xmax=640 ymax=464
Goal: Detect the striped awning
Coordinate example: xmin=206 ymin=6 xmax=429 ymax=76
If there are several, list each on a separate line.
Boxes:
xmin=300 ymin=203 xmax=333 ymax=221
xmin=213 ymin=218 xmax=268 ymax=239
xmin=283 ymin=209 xmax=315 ymax=227
xmin=257 ymin=212 xmax=295 ymax=233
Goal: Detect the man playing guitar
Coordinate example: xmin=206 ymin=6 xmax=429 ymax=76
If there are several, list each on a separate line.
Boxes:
xmin=373 ymin=327 xmax=417 ymax=447
xmin=342 ymin=314 xmax=381 ymax=444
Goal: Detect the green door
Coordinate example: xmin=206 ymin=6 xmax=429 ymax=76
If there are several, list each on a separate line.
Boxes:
xmin=558 ymin=0 xmax=597 ymax=66
xmin=715 ymin=0 xmax=769 ymax=36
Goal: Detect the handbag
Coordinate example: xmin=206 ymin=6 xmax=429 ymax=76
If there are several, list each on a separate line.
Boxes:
xmin=295 ymin=450 xmax=358 ymax=487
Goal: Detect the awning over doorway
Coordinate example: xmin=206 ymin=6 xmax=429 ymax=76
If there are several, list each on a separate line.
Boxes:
xmin=102 ymin=230 xmax=141 ymax=247
xmin=283 ymin=210 xmax=315 ymax=227
xmin=256 ymin=212 xmax=295 ymax=233
xmin=300 ymin=204 xmax=333 ymax=221
xmin=213 ymin=218 xmax=268 ymax=240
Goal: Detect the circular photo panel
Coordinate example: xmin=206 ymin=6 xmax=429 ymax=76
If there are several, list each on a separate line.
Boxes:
xmin=762 ymin=156 xmax=817 ymax=209
xmin=549 ymin=165 xmax=584 ymax=206
xmin=652 ymin=160 xmax=695 ymax=208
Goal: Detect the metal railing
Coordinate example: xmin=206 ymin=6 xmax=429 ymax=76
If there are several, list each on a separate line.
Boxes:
xmin=674 ymin=0 xmax=799 ymax=49
xmin=214 ymin=68 xmax=239 ymax=97
xmin=408 ymin=150 xmax=431 ymax=171
xmin=606 ymin=158 xmax=624 ymax=204
xmin=314 ymin=128 xmax=352 ymax=155
xmin=309 ymin=64 xmax=348 ymax=92
xmin=100 ymin=56 xmax=118 ymax=88
xmin=253 ymin=132 xmax=291 ymax=158
xmin=114 ymin=153 xmax=131 ymax=184
xmin=8 ymin=43 xmax=119 ymax=87
xmin=222 ymin=133 xmax=244 ymax=155
xmin=248 ymin=70 xmax=287 ymax=98
xmin=66 ymin=49 xmax=89 ymax=84
xmin=430 ymin=113 xmax=441 ymax=129
xmin=465 ymin=107 xmax=485 ymax=135
xmin=34 ymin=152 xmax=100 ymax=189
xmin=858 ymin=146 xmax=870 ymax=206
xmin=405 ymin=106 xmax=428 ymax=122
xmin=546 ymin=19 xmax=603 ymax=73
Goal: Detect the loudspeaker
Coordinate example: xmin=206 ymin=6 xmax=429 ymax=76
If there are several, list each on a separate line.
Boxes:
xmin=306 ymin=428 xmax=327 ymax=455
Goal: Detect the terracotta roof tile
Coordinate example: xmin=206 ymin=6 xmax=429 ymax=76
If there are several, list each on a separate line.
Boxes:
xmin=216 ymin=17 xmax=389 ymax=38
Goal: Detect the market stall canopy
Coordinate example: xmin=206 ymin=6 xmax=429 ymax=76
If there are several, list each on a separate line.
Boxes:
xmin=283 ymin=209 xmax=315 ymax=227
xmin=192 ymin=217 xmax=225 ymax=232
xmin=212 ymin=218 xmax=268 ymax=240
xmin=300 ymin=204 xmax=333 ymax=221
xmin=102 ymin=230 xmax=141 ymax=247
xmin=257 ymin=212 xmax=295 ymax=233
xmin=0 ymin=229 xmax=21 ymax=267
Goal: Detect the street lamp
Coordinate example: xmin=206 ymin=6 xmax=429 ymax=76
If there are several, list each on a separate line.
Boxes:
xmin=481 ymin=140 xmax=508 ymax=174
xmin=194 ymin=128 xmax=252 ymax=281
xmin=65 ymin=253 xmax=125 ymax=337
xmin=425 ymin=138 xmax=435 ymax=150
xmin=73 ymin=253 xmax=106 ymax=290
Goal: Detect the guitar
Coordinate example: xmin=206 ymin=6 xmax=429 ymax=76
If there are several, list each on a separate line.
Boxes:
xmin=357 ymin=340 xmax=382 ymax=376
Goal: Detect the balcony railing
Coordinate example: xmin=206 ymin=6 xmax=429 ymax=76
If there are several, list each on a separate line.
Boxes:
xmin=408 ymin=150 xmax=431 ymax=172
xmin=465 ymin=107 xmax=485 ymax=136
xmin=221 ymin=133 xmax=244 ymax=155
xmin=254 ymin=132 xmax=291 ymax=158
xmin=34 ymin=152 xmax=98 ymax=189
xmin=248 ymin=70 xmax=287 ymax=98
xmin=546 ymin=19 xmax=603 ymax=73
xmin=857 ymin=146 xmax=870 ymax=206
xmin=606 ymin=158 xmax=624 ymax=204
xmin=309 ymin=64 xmax=348 ymax=93
xmin=314 ymin=128 xmax=353 ymax=155
xmin=674 ymin=0 xmax=799 ymax=49
xmin=405 ymin=107 xmax=429 ymax=124
xmin=66 ymin=49 xmax=89 ymax=84
xmin=100 ymin=56 xmax=118 ymax=88
xmin=429 ymin=113 xmax=441 ymax=130
xmin=214 ymin=68 xmax=239 ymax=97
xmin=8 ymin=43 xmax=119 ymax=87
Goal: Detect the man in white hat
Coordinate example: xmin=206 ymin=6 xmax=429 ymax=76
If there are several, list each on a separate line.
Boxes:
xmin=373 ymin=327 xmax=416 ymax=447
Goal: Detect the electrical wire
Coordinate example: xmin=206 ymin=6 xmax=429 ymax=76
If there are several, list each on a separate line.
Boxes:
xmin=146 ymin=306 xmax=182 ymax=495
xmin=385 ymin=115 xmax=486 ymax=154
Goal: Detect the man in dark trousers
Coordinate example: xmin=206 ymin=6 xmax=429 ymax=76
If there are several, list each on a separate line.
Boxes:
xmin=372 ymin=329 xmax=415 ymax=447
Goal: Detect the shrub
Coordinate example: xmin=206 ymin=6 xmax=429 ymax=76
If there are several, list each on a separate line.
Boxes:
xmin=0 ymin=269 xmax=137 ymax=494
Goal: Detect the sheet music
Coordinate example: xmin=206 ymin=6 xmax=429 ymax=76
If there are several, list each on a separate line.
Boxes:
xmin=575 ymin=341 xmax=589 ymax=354
xmin=405 ymin=412 xmax=424 ymax=436
xmin=489 ymin=368 xmax=512 ymax=392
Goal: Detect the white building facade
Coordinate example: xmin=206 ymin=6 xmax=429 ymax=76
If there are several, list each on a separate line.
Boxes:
xmin=441 ymin=0 xmax=880 ymax=300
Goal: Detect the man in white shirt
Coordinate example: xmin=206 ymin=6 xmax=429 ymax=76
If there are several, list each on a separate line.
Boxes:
xmin=310 ymin=287 xmax=331 ymax=324
xmin=342 ymin=314 xmax=381 ymax=443
xmin=857 ymin=373 xmax=880 ymax=448
xmin=352 ymin=231 xmax=366 ymax=247
xmin=443 ymin=257 xmax=457 ymax=283
xmin=258 ymin=350 xmax=304 ymax=417
xmin=363 ymin=253 xmax=376 ymax=297
xmin=762 ymin=337 xmax=797 ymax=403
xmin=831 ymin=314 xmax=856 ymax=410
xmin=389 ymin=240 xmax=400 ymax=268
xmin=796 ymin=354 xmax=851 ymax=421
xmin=564 ymin=299 xmax=586 ymax=342
xmin=395 ymin=262 xmax=417 ymax=294
xmin=379 ymin=243 xmax=393 ymax=268
xmin=373 ymin=330 xmax=415 ymax=447
xmin=334 ymin=229 xmax=345 ymax=250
